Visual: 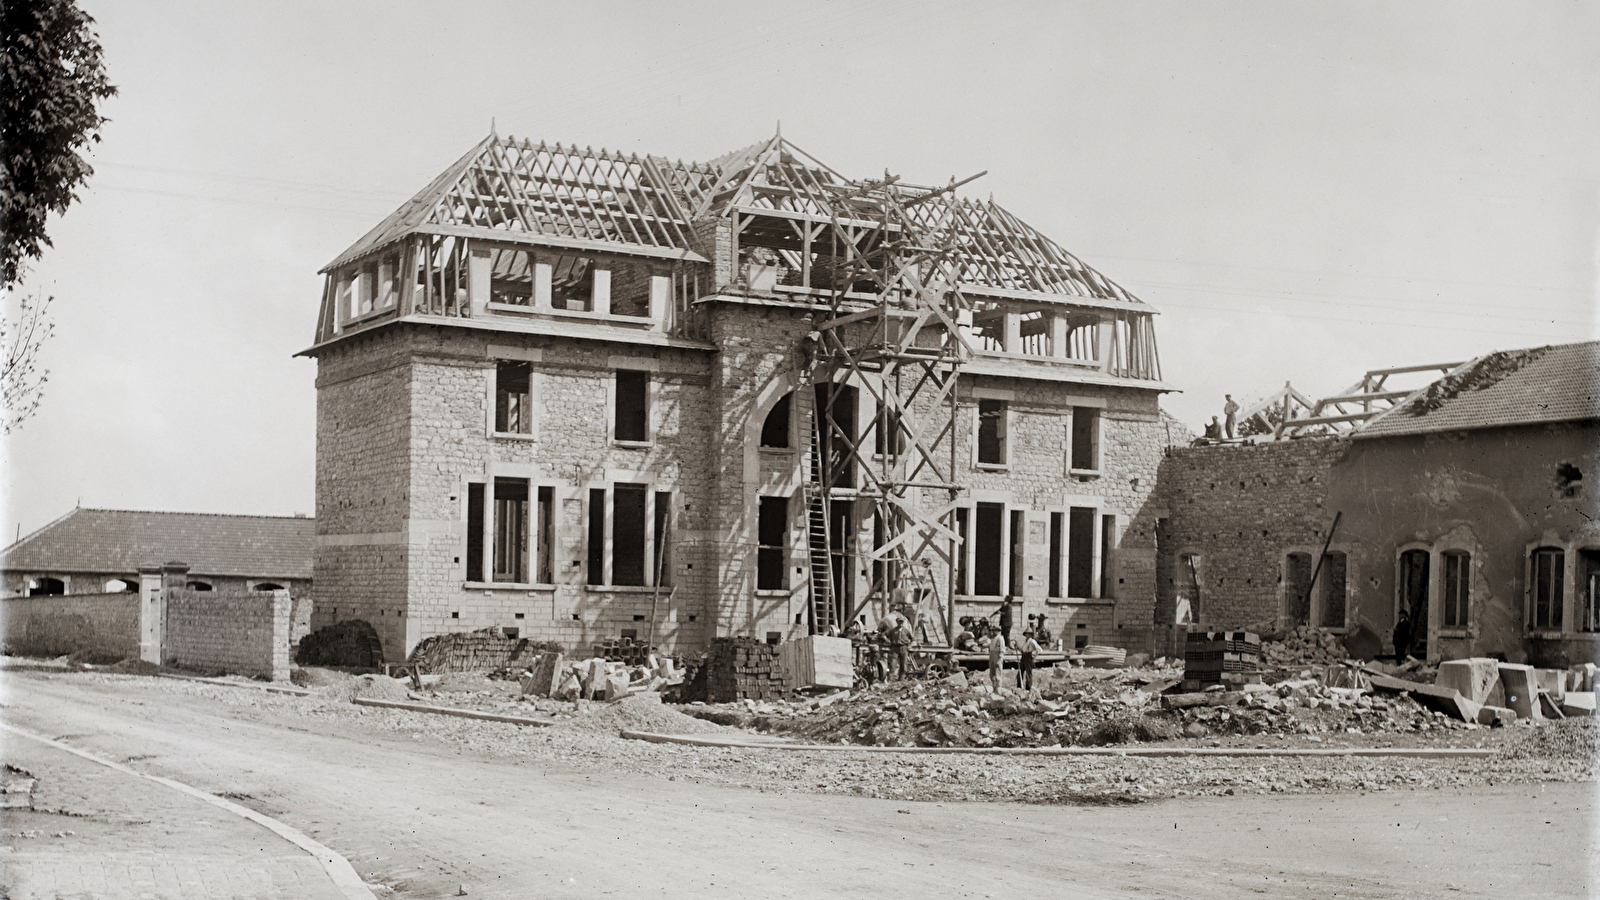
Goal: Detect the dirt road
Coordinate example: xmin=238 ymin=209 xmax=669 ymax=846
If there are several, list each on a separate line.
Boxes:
xmin=2 ymin=669 xmax=1590 ymax=899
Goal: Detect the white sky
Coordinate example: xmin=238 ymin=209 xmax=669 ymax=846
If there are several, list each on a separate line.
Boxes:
xmin=4 ymin=0 xmax=1596 ymax=538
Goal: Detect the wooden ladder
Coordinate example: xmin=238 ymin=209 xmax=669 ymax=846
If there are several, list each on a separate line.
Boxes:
xmin=795 ymin=372 xmax=836 ymax=634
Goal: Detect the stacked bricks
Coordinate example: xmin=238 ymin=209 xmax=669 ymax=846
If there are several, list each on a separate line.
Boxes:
xmin=295 ymin=619 xmax=385 ymax=668
xmin=407 ymin=629 xmax=533 ymax=673
xmin=164 ymin=589 xmax=292 ymax=681
xmin=703 ymin=637 xmax=790 ymax=702
xmin=1184 ymin=630 xmax=1262 ymax=689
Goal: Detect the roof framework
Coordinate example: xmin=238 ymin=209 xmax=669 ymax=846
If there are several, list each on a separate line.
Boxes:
xmin=323 ymin=131 xmax=1153 ymax=312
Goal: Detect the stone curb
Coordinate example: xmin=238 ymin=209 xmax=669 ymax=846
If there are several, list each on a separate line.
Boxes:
xmin=620 ymin=730 xmax=1498 ymax=758
xmin=160 ymin=672 xmax=312 ymax=695
xmin=0 ymin=722 xmax=376 ymax=900
xmin=351 ymin=696 xmax=557 ymax=726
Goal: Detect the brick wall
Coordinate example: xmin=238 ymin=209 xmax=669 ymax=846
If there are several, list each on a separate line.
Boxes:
xmin=164 ymin=588 xmax=292 ymax=680
xmin=1152 ymin=437 xmax=1348 ymax=632
xmin=0 ymin=593 xmax=140 ymax=659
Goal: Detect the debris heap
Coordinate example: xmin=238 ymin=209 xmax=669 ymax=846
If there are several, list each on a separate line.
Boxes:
xmin=1261 ymin=625 xmax=1349 ymax=667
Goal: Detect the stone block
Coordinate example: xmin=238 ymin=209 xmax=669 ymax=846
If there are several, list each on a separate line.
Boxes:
xmin=1436 ymin=658 xmax=1501 ymax=705
xmin=1535 ymin=668 xmax=1567 ymax=702
xmin=1476 ymin=705 xmax=1517 ymax=727
xmin=1569 ymin=663 xmax=1597 ymax=693
xmin=1560 ymin=691 xmax=1595 ymax=717
xmin=1537 ymin=692 xmax=1566 ymax=719
xmin=603 ymin=671 xmax=631 ymax=701
xmin=1497 ymin=663 xmax=1541 ymax=720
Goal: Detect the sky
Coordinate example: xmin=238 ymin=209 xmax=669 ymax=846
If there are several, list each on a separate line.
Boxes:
xmin=3 ymin=0 xmax=1596 ymax=539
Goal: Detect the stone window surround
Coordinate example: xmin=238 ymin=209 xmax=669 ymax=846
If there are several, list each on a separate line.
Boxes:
xmin=1281 ymin=544 xmax=1354 ymax=634
xmin=950 ymin=495 xmax=1111 ymax=604
xmin=1038 ymin=500 xmax=1113 ymax=605
xmin=607 ymin=357 xmax=660 ymax=447
xmin=1522 ymin=538 xmax=1600 ymax=640
xmin=583 ymin=476 xmax=670 ymax=591
xmin=460 ymin=474 xmax=560 ymax=590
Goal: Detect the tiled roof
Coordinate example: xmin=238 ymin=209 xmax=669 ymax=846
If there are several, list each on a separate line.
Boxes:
xmin=1357 ymin=340 xmax=1600 ymax=439
xmin=0 ymin=508 xmax=314 ymax=578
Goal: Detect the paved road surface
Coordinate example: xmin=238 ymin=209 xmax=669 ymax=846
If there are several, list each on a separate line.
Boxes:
xmin=2 ymin=670 xmax=1591 ymax=899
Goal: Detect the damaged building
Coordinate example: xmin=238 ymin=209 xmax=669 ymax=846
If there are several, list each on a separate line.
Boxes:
xmin=1155 ymin=340 xmax=1600 ymax=667
xmin=302 ymin=132 xmax=1181 ymax=663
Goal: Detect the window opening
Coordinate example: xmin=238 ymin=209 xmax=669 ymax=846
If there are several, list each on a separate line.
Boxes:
xmin=1008 ymin=509 xmax=1025 ymax=596
xmin=977 ymin=399 xmax=1007 ymax=466
xmin=537 ymin=486 xmax=554 ymax=584
xmin=467 ymin=483 xmax=485 ymax=582
xmin=550 ymin=255 xmax=594 ymax=310
xmin=1180 ymin=552 xmax=1202 ymax=622
xmin=1100 ymin=514 xmax=1116 ymax=600
xmin=1442 ymin=551 xmax=1470 ymax=629
xmin=1319 ymin=551 xmax=1347 ymax=628
xmin=587 ymin=488 xmax=606 ymax=585
xmin=1580 ymin=550 xmax=1600 ymax=633
xmin=1048 ymin=512 xmax=1064 ymax=598
xmin=612 ymin=484 xmax=648 ymax=587
xmin=187 ymin=581 xmax=213 ymax=591
xmin=1070 ymin=407 xmax=1098 ymax=471
xmin=1067 ymin=507 xmax=1095 ymax=598
xmin=1285 ymin=552 xmax=1312 ymax=627
xmin=253 ymin=582 xmax=284 ymax=592
xmin=955 ymin=507 xmax=970 ymax=595
xmin=828 ymin=500 xmax=854 ymax=617
xmin=493 ymin=478 xmax=529 ymax=583
xmin=654 ymin=491 xmax=673 ymax=587
xmin=1399 ymin=548 xmax=1430 ymax=654
xmin=489 ymin=248 xmax=534 ymax=305
xmin=816 ymin=383 xmax=857 ymax=489
xmin=1531 ymin=547 xmax=1564 ymax=631
xmin=758 ymin=496 xmax=788 ymax=591
xmin=29 ymin=577 xmax=65 ymax=596
xmin=874 ymin=402 xmax=903 ymax=458
xmin=973 ymin=503 xmax=1004 ymax=596
xmin=760 ymin=393 xmax=792 ymax=448
xmin=614 ymin=370 xmax=649 ymax=442
xmin=495 ymin=361 xmax=532 ymax=434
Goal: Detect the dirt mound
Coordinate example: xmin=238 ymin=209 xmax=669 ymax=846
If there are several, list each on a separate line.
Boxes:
xmin=352 ymin=674 xmax=412 ymax=702
xmin=65 ymin=649 xmax=125 ymax=667
xmin=101 ymin=658 xmax=161 ymax=676
xmin=433 ymin=672 xmax=517 ymax=694
xmin=564 ymin=694 xmax=730 ymax=735
xmin=292 ymin=666 xmax=356 ymax=688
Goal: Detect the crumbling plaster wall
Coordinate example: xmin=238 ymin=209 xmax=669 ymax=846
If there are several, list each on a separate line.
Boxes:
xmin=1153 ymin=437 xmax=1348 ymax=632
xmin=1330 ymin=422 xmax=1600 ymax=666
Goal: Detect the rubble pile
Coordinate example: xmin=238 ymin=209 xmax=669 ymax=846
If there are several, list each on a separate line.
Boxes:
xmin=1165 ymin=679 xmax=1471 ymax=738
xmin=519 ymin=650 xmax=680 ymax=701
xmin=1261 ymin=626 xmax=1350 ymax=667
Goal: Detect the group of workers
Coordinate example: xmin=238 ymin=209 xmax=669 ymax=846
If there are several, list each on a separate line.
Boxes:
xmin=841 ymin=595 xmax=1060 ymax=690
xmin=952 ymin=598 xmax=1053 ymax=690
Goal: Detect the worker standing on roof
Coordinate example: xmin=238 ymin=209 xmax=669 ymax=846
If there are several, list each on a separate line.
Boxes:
xmin=1223 ymin=395 xmax=1240 ymax=439
xmin=988 ymin=630 xmax=1007 ymax=690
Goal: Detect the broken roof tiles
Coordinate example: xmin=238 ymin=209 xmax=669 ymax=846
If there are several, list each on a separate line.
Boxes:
xmin=1357 ymin=340 xmax=1600 ymax=439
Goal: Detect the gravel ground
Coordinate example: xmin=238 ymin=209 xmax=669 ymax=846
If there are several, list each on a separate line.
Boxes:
xmin=51 ymin=670 xmax=1599 ymax=806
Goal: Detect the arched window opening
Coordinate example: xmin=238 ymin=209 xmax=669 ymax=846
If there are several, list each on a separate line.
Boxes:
xmin=253 ymin=582 xmax=284 ymax=592
xmin=760 ymin=393 xmax=792 ymax=448
xmin=105 ymin=579 xmax=138 ymax=593
xmin=29 ymin=577 xmax=65 ymax=596
xmin=187 ymin=580 xmax=213 ymax=592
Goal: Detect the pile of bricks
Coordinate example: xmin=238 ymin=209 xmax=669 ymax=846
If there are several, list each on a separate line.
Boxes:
xmin=407 ymin=629 xmax=534 ymax=673
xmin=703 ymin=637 xmax=790 ymax=702
xmin=296 ymin=619 xmax=385 ymax=669
xmin=1183 ymin=630 xmax=1262 ymax=690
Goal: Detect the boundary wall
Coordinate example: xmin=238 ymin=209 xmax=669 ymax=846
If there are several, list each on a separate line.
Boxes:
xmin=164 ymin=588 xmax=293 ymax=680
xmin=0 ymin=592 xmax=140 ymax=659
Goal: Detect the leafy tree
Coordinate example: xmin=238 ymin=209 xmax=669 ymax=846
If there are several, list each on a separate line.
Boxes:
xmin=2 ymin=292 xmax=51 ymax=433
xmin=1 ymin=0 xmax=117 ymax=288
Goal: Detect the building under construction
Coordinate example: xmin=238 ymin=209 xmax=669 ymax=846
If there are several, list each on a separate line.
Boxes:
xmin=303 ymin=133 xmax=1178 ymax=662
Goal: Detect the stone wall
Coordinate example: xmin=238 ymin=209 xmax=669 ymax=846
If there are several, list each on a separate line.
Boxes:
xmin=1152 ymin=437 xmax=1348 ymax=632
xmin=164 ymin=588 xmax=292 ymax=680
xmin=0 ymin=593 xmax=140 ymax=659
